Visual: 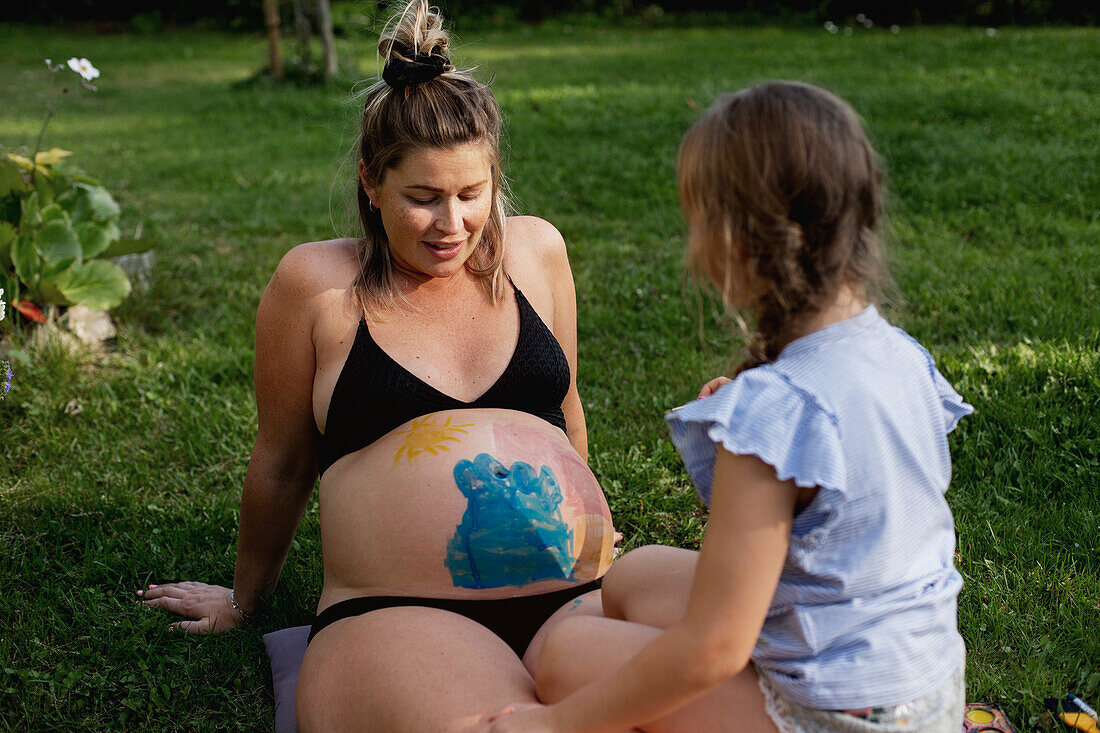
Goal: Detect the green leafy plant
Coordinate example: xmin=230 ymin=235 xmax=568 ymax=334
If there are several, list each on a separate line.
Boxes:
xmin=0 ymin=58 xmax=154 ymax=318
xmin=0 ymin=149 xmax=153 ymax=312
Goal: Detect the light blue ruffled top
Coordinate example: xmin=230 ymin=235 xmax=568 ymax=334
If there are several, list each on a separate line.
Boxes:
xmin=666 ymin=305 xmax=972 ymax=709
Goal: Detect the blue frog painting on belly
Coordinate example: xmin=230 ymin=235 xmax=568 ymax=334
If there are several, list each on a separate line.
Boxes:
xmin=446 ymin=453 xmax=576 ymax=589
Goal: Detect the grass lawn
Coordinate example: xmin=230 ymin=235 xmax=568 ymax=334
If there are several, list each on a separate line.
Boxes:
xmin=1 ymin=20 xmax=1097 ymax=731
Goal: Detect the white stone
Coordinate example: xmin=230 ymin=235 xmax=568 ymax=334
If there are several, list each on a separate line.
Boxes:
xmin=66 ymin=306 xmax=117 ymax=347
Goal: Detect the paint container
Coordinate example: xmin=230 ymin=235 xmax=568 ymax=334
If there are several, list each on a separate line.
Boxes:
xmin=963 ymin=703 xmax=1018 ymax=732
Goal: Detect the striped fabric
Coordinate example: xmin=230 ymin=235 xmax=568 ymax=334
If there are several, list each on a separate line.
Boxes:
xmin=666 ymin=306 xmax=972 ymax=710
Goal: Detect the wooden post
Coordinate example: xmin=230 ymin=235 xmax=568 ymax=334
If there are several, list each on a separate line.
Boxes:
xmin=263 ymin=0 xmax=284 ymax=80
xmin=315 ymin=0 xmax=339 ymax=82
xmin=291 ymin=0 xmax=313 ymax=70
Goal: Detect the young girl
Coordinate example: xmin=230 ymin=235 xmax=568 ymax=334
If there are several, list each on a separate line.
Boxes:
xmin=484 ymin=80 xmax=972 ymax=733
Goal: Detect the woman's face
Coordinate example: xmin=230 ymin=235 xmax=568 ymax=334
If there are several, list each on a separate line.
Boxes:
xmin=362 ymin=142 xmax=494 ymax=281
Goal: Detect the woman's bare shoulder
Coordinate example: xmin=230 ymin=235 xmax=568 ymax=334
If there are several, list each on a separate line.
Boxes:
xmin=506 ymin=216 xmax=565 ymax=251
xmin=276 ymin=238 xmax=358 ymax=281
xmin=268 ymin=238 xmax=359 ymax=300
xmin=504 ymin=216 xmax=567 ymax=270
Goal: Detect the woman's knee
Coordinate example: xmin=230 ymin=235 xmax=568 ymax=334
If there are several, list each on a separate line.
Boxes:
xmin=535 ymin=616 xmax=663 ymax=704
xmin=602 ymin=544 xmax=697 ymax=623
xmin=603 ymin=544 xmax=663 ymax=618
xmin=533 ymin=615 xmax=601 ymax=702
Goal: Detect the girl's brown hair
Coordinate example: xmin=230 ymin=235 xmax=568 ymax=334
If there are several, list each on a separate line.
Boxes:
xmin=678 ymin=80 xmax=887 ymax=372
xmin=353 ymin=0 xmax=509 ymax=317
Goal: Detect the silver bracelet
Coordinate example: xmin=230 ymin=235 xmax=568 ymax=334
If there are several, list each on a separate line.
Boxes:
xmin=229 ymin=589 xmax=256 ymax=624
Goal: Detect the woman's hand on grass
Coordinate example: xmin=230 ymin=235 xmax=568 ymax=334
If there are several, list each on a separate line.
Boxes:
xmin=137 ymin=581 xmax=246 ymax=634
xmin=697 ymin=376 xmax=732 ymax=399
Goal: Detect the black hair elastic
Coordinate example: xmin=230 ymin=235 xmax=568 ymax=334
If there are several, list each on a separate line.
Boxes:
xmin=382 ymin=47 xmax=451 ymax=89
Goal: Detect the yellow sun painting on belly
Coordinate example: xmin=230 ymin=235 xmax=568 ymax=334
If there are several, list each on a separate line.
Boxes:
xmin=392 ymin=413 xmax=475 ymax=465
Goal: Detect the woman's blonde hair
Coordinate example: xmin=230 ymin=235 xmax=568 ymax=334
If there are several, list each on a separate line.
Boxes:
xmin=353 ymin=0 xmax=509 ymax=317
xmin=678 ymin=80 xmax=888 ymax=372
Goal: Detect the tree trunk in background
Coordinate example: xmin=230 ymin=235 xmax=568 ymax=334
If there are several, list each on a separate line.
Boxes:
xmin=316 ymin=0 xmax=339 ymax=82
xmin=263 ymin=0 xmax=283 ymax=80
xmin=291 ymin=0 xmax=313 ymax=70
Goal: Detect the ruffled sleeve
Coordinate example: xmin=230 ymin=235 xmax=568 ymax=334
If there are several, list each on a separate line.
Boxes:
xmin=900 ymin=331 xmax=975 ymax=434
xmin=932 ymin=368 xmax=974 ymax=434
xmin=665 ymin=368 xmax=848 ymax=506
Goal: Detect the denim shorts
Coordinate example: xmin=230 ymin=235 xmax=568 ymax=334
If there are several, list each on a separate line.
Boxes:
xmin=757 ymin=655 xmax=966 ymax=733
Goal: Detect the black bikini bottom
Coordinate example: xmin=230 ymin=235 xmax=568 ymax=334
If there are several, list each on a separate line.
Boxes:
xmin=307 ymin=578 xmax=603 ymax=657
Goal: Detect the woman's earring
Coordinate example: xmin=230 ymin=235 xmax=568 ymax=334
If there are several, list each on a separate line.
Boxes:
xmin=368 ymin=199 xmax=379 ymax=213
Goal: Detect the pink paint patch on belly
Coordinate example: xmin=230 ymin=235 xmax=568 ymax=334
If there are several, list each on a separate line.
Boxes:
xmin=492 ymin=425 xmax=587 ymax=513
xmin=492 ymin=423 xmax=616 ymax=579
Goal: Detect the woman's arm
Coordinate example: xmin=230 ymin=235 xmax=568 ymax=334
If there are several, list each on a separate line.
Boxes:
xmin=548 ymin=233 xmax=587 ymax=462
xmin=489 ymin=450 xmax=796 ymax=732
xmin=230 ymin=247 xmax=322 ymax=617
xmin=140 ymin=246 xmax=322 ymax=632
xmin=514 ymin=216 xmax=588 ymax=460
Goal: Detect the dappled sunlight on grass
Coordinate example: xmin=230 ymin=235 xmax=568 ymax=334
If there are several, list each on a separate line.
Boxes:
xmin=941 ymin=337 xmax=1099 ymax=716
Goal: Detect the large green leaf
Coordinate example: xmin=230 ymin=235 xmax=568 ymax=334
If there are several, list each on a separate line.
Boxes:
xmin=10 ymin=233 xmax=39 ymax=289
xmin=19 ymin=191 xmax=42 ymax=228
xmin=0 ymin=158 xmax=28 ymax=197
xmin=101 ymin=237 xmax=156 ymax=259
xmin=34 ymin=219 xmax=82 ymax=264
xmin=71 ymin=183 xmax=120 ymax=223
xmin=39 ymin=275 xmax=70 ymax=305
xmin=38 ymin=203 xmax=68 ymax=225
xmin=41 ymin=253 xmax=79 ymax=283
xmin=33 ymin=168 xmax=56 ymax=206
xmin=0 ymin=221 xmax=15 ymax=269
xmin=51 ymin=156 xmax=89 ymax=180
xmin=33 ymin=166 xmax=71 ymax=204
xmin=54 ymin=260 xmax=131 ymax=310
xmin=76 ymin=220 xmax=121 ymax=259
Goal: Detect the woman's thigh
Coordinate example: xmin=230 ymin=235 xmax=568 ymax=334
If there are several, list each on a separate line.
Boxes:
xmin=536 ymin=615 xmax=778 ymax=733
xmin=602 ymin=545 xmax=699 ymax=628
xmin=297 ymin=606 xmax=537 ymax=733
xmin=521 ymin=588 xmax=604 ymax=672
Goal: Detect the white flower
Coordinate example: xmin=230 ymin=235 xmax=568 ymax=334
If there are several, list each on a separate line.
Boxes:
xmin=856 ymin=13 xmax=867 ymax=23
xmin=985 ymin=27 xmax=998 ymax=37
xmin=843 ymin=27 xmax=853 ymax=36
xmin=890 ymin=25 xmax=901 ymax=33
xmin=45 ymin=58 xmax=53 ymax=67
xmin=824 ymin=21 xmax=838 ymax=33
xmin=0 ymin=288 xmax=5 ymax=322
xmin=67 ymin=57 xmax=100 ymax=81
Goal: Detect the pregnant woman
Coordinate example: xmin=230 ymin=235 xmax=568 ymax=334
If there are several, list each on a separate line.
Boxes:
xmin=139 ymin=2 xmax=616 ymax=729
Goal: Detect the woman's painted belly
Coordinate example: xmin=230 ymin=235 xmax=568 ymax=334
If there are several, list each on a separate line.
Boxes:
xmin=317 ymin=409 xmax=615 ymax=608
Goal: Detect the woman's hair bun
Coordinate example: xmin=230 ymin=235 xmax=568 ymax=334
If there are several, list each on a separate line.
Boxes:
xmin=379 ymin=1 xmax=450 ymax=63
xmin=378 ymin=1 xmax=454 ymax=88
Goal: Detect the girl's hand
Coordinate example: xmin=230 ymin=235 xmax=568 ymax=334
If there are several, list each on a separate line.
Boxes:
xmin=137 ymin=581 xmax=246 ymax=634
xmin=484 ymin=702 xmax=565 ymax=733
xmin=697 ymin=376 xmax=732 ymax=399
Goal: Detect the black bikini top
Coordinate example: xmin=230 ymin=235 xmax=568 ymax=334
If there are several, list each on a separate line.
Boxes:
xmin=316 ymin=281 xmax=570 ymax=476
